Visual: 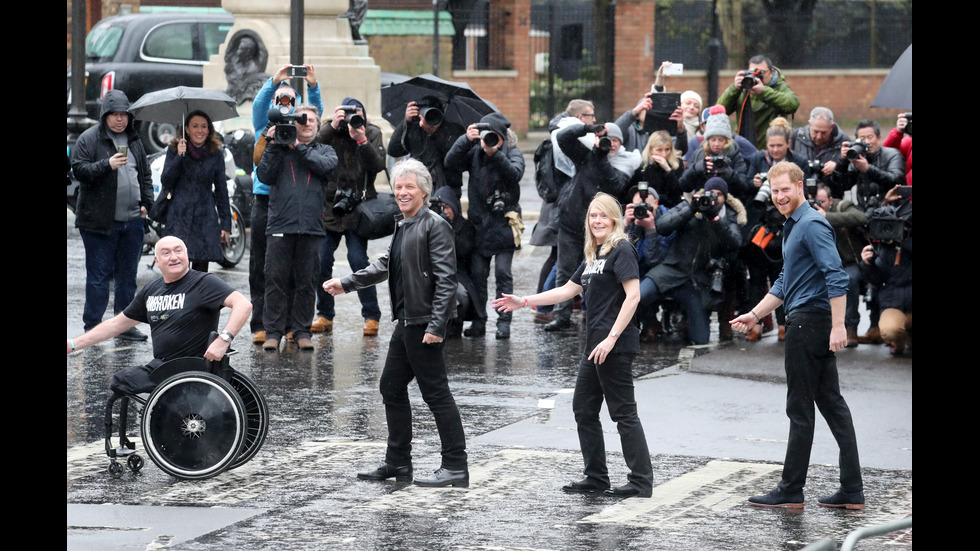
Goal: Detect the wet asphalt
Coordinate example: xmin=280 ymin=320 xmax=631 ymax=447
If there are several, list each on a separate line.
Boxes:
xmin=67 ymin=150 xmax=911 ymax=550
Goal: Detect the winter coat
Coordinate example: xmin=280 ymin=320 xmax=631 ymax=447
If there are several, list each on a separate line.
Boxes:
xmin=631 ymin=161 xmax=686 ymax=209
xmin=823 ymin=198 xmax=868 ymax=267
xmin=680 ymin=143 xmax=750 ymax=199
xmin=70 ymin=90 xmax=153 ymax=235
xmin=718 ymin=66 xmax=800 ymax=149
xmin=648 ymin=196 xmax=744 ymax=295
xmin=256 ymin=140 xmax=338 ymax=236
xmin=388 ymin=118 xmax=465 ymax=196
xmin=160 ymin=145 xmax=231 ymax=261
xmin=554 ymin=124 xmax=632 ymax=234
xmin=250 ymin=77 xmax=323 ymax=196
xmin=861 ymin=233 xmax=912 ymax=313
xmin=831 ymin=145 xmax=906 ymax=212
xmin=790 ymin=124 xmax=850 ymax=187
xmin=444 ymin=118 xmax=525 ymax=254
xmin=316 ymin=121 xmax=387 ymax=233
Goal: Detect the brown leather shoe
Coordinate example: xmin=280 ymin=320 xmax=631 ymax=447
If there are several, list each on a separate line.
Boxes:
xmin=262 ymin=338 xmax=280 ymax=351
xmin=285 ymin=331 xmax=294 ymax=343
xmin=363 ymin=319 xmax=380 ymax=336
xmin=296 ymin=337 xmax=314 ymax=350
xmin=745 ymin=325 xmax=763 ymax=342
xmin=252 ymin=330 xmax=266 ymax=344
xmin=857 ymin=327 xmax=883 ymax=344
xmin=311 ymin=316 xmax=333 ymax=333
xmin=845 ymin=326 xmax=859 ymax=348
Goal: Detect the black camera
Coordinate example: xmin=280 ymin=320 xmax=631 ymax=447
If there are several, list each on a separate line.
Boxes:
xmin=473 ymin=123 xmax=500 ymax=148
xmin=597 ymin=136 xmax=612 ymax=154
xmin=430 ymin=197 xmax=445 ymax=213
xmin=846 ymin=140 xmax=869 ymax=161
xmin=486 ymin=190 xmax=510 ymax=216
xmin=341 ymin=106 xmax=365 ymax=129
xmin=632 ymin=181 xmax=653 ymax=220
xmin=412 ymin=105 xmax=444 ymax=127
xmin=806 ymin=159 xmax=823 ymax=173
xmin=901 ymin=112 xmax=912 ymax=136
xmin=740 ymin=68 xmax=763 ymax=90
xmin=267 ymin=108 xmax=308 ymax=145
xmin=707 ymin=154 xmax=727 ymax=175
xmin=706 ymin=258 xmax=727 ymax=293
xmin=694 ymin=190 xmax=721 ymax=214
xmin=332 ymin=188 xmax=360 ymax=216
xmin=867 ymin=205 xmax=906 ymax=243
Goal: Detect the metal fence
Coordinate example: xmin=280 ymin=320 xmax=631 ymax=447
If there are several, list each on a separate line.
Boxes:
xmin=655 ymin=0 xmax=913 ymax=70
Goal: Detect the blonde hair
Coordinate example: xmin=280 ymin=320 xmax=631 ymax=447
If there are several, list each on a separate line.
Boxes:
xmin=641 ymin=130 xmax=680 ymax=170
xmin=767 ymin=116 xmax=792 ymax=143
xmin=702 ymin=134 xmax=734 ymax=154
xmin=583 ymin=193 xmax=628 ymax=264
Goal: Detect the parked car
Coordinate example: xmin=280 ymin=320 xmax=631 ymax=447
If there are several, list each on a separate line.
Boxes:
xmin=67 ymin=12 xmax=234 ymax=153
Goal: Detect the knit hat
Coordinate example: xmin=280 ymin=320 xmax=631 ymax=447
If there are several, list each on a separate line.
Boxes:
xmin=703 ymin=105 xmax=732 ymax=140
xmin=704 ymin=176 xmax=729 ymax=198
xmin=681 ymin=90 xmax=703 ymax=111
xmin=603 ymin=122 xmax=624 ymax=142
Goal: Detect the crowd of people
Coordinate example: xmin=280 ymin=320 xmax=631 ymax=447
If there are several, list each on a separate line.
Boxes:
xmin=69 ymin=57 xmax=910 ymax=500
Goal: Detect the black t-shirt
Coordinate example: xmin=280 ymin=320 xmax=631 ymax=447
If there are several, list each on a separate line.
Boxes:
xmin=571 ymin=240 xmax=641 ymax=354
xmin=123 ymin=270 xmax=235 ymax=361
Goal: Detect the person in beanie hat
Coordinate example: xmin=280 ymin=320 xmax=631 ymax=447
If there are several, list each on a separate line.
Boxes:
xmin=444 ymin=112 xmax=525 ymax=339
xmin=680 ymin=106 xmax=750 ymax=200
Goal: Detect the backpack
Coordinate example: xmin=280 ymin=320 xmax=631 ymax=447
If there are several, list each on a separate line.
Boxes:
xmin=533 ymin=138 xmax=560 ymax=202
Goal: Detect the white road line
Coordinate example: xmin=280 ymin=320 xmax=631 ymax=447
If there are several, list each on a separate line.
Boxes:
xmin=580 ymin=460 xmax=781 ymax=528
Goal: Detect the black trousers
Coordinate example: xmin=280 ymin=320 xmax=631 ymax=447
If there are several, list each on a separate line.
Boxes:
xmin=248 ymin=195 xmax=269 ymax=332
xmin=380 ymin=323 xmax=467 ymax=470
xmin=263 ymin=234 xmax=320 ymax=341
xmin=572 ymin=352 xmax=654 ymax=492
xmin=779 ymin=310 xmax=863 ymax=494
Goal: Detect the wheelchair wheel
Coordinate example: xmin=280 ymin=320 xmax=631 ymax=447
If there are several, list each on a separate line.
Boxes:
xmin=226 ymin=371 xmax=269 ymax=470
xmin=141 ymin=372 xmax=246 ymax=480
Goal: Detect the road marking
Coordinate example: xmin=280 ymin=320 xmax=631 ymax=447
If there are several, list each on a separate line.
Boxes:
xmin=580 ymin=460 xmax=781 ymax=528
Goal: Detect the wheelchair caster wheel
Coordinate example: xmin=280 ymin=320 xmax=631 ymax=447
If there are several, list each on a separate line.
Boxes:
xmin=108 ymin=460 xmax=124 ymax=478
xmin=127 ymin=454 xmax=144 ymax=473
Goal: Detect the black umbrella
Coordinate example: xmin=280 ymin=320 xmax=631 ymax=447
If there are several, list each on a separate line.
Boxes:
xmin=130 ymin=86 xmax=239 ymax=127
xmin=381 ymin=73 xmax=499 ymax=128
xmin=871 ymin=44 xmax=912 ymax=110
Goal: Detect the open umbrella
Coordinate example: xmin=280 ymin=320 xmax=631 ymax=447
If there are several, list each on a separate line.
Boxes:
xmin=871 ymin=44 xmax=912 ymax=110
xmin=130 ymin=86 xmax=239 ymax=125
xmin=381 ymin=73 xmax=498 ymax=128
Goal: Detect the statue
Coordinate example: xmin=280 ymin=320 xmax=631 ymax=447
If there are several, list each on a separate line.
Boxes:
xmin=223 ymin=30 xmax=271 ymax=105
xmin=340 ymin=0 xmax=369 ymax=44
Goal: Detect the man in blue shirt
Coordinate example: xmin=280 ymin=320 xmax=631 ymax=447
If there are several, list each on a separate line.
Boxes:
xmin=730 ymin=162 xmax=864 ymax=510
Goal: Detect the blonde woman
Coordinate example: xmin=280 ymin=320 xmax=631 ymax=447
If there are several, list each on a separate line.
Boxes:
xmin=635 ymin=130 xmax=685 ymax=208
xmin=494 ymin=193 xmax=653 ymax=498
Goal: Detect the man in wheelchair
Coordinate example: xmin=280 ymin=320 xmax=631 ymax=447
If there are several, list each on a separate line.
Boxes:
xmin=68 ymin=236 xmax=252 ymax=393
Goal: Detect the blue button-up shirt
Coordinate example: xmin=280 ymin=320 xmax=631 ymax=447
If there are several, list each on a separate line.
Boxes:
xmin=770 ymin=201 xmax=849 ymax=314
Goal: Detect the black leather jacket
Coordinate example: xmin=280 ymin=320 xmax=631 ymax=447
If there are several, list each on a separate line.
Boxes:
xmin=341 ymin=207 xmax=457 ymax=337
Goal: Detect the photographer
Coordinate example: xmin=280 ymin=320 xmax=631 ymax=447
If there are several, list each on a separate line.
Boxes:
xmin=718 ymin=55 xmax=800 ymax=149
xmin=624 ymin=184 xmax=673 ymax=341
xmin=546 ymin=122 xmax=638 ymax=332
xmin=790 ymin=107 xmax=851 ymax=189
xmin=444 ymin=112 xmax=525 ymax=339
xmin=312 ymin=98 xmax=388 ymax=337
xmin=813 ymin=184 xmax=868 ymax=347
xmin=882 ymin=113 xmax=912 ymax=186
xmin=642 ymin=178 xmax=743 ymax=345
xmin=256 ymin=104 xmax=337 ymax=351
xmin=680 ymin=106 xmax=750 ymax=200
xmin=634 ymin=131 xmax=686 ymax=208
xmin=832 ymin=119 xmax=905 ymax=211
xmin=248 ymin=65 xmax=322 ymax=345
xmin=860 ymin=198 xmax=912 ymax=355
xmin=388 ymin=96 xmax=465 ymax=198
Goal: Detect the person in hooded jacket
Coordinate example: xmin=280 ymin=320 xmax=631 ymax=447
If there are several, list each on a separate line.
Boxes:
xmin=431 ymin=186 xmax=478 ymax=338
xmin=70 ymin=89 xmax=153 ymax=339
xmin=444 ymin=112 xmax=525 ymax=339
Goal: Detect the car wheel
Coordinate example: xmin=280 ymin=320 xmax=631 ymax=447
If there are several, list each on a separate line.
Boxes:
xmin=139 ymin=121 xmax=178 ymax=154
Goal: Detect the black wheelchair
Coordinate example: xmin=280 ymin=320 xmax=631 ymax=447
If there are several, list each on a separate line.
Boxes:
xmin=103 ymin=340 xmax=268 ymax=480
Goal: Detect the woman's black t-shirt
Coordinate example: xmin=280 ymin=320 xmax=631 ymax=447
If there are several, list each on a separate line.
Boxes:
xmin=570 ymin=240 xmax=641 ymax=355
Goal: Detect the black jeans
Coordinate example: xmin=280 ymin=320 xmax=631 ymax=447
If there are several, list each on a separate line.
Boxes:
xmin=380 ymin=323 xmax=467 ymax=470
xmin=262 ymin=234 xmax=320 ymax=341
xmin=779 ymin=310 xmax=863 ymax=494
xmin=572 ymin=352 xmax=654 ymax=492
xmin=469 ymin=250 xmax=514 ymax=324
xmin=552 ymin=228 xmax=585 ymax=322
